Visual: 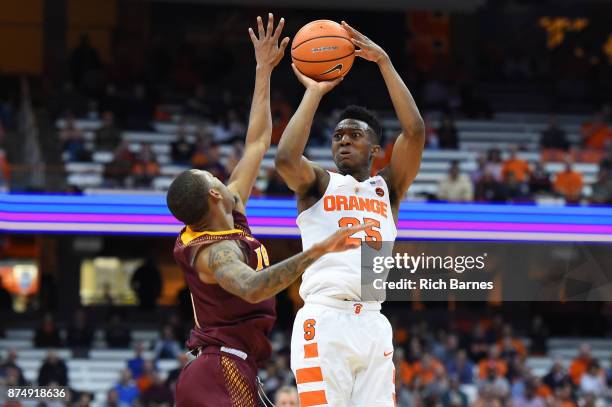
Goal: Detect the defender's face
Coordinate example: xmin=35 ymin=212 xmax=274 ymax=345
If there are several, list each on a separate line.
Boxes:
xmin=192 ymin=169 xmax=235 ymax=210
xmin=331 ymin=119 xmax=377 ymax=174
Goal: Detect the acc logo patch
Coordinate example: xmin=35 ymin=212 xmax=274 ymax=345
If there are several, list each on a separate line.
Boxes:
xmin=376 ymin=187 xmax=384 ymax=197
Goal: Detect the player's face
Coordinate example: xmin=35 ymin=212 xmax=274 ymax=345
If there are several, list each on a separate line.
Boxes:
xmin=193 ymin=170 xmax=235 ymax=211
xmin=331 ymin=119 xmax=378 ymax=174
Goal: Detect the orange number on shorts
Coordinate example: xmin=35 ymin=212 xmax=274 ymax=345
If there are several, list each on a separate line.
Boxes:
xmin=255 ymin=245 xmax=270 ymax=271
xmin=338 ymin=217 xmax=382 ymax=249
xmin=303 ymin=319 xmax=316 ymax=341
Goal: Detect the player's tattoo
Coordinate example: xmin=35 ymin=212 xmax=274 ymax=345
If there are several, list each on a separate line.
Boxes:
xmin=207 ymin=240 xmax=318 ymax=303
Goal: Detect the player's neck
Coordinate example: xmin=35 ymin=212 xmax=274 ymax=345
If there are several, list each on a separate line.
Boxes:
xmin=343 ymin=168 xmax=371 ymax=182
xmin=190 ymin=211 xmax=234 ymax=232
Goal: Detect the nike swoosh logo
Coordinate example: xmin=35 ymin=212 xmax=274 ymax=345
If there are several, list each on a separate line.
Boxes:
xmin=384 ymin=351 xmax=393 ymax=357
xmin=321 ymin=63 xmax=343 ymax=75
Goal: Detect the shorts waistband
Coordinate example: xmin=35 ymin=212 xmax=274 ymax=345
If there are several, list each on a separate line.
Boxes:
xmin=304 ymin=295 xmax=381 ymax=312
xmin=195 ymin=345 xmax=248 ymax=360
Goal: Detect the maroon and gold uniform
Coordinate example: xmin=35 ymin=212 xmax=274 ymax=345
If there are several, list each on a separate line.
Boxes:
xmin=173 ymin=210 xmax=275 ymax=407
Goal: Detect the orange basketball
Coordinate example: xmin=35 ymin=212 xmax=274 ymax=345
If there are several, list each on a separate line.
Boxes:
xmin=291 ymin=20 xmax=355 ymax=81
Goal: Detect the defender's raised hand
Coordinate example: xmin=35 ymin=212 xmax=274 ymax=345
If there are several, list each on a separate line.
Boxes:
xmin=341 ymin=21 xmax=389 ymax=64
xmin=316 ymin=223 xmax=374 ymax=254
xmin=249 ymin=13 xmax=290 ymax=70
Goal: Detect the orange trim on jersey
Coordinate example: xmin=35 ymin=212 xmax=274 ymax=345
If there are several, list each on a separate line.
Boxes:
xmin=296 ymin=367 xmax=324 ymax=384
xmin=299 ymin=390 xmax=328 ymax=407
xmin=180 ymin=227 xmax=244 ymax=245
xmin=304 ymin=343 xmax=319 ymax=358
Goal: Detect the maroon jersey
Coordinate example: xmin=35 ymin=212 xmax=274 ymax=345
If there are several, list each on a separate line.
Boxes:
xmin=173 ymin=210 xmax=276 ymax=364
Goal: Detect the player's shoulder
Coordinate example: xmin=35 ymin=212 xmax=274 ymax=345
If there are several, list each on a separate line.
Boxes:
xmin=195 ymin=239 xmax=246 ymax=274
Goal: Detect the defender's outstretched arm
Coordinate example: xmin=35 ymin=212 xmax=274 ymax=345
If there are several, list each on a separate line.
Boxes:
xmin=228 ymin=13 xmax=289 ymax=207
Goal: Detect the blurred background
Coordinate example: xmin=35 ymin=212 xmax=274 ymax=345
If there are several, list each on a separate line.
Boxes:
xmin=0 ymin=0 xmax=612 ymax=405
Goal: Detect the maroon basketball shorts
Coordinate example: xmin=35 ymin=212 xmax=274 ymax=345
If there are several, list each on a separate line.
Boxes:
xmin=175 ymin=346 xmax=259 ymax=407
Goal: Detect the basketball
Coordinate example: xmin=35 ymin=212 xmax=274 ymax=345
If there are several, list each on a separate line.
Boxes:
xmin=291 ymin=20 xmax=355 ymax=80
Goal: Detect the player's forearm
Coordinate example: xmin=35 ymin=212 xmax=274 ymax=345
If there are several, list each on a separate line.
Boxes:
xmin=378 ymin=57 xmax=425 ymax=140
xmin=275 ymin=89 xmax=322 ymax=164
xmin=244 ymin=66 xmax=273 ymax=149
xmin=244 ymin=244 xmax=326 ymax=303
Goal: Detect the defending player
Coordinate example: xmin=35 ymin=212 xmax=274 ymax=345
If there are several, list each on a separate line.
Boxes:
xmin=167 ymin=15 xmax=367 ymax=407
xmin=275 ymin=21 xmax=425 ymax=406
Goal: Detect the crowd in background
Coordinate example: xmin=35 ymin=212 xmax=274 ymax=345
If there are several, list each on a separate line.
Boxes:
xmin=2 ymin=309 xmax=612 ymax=406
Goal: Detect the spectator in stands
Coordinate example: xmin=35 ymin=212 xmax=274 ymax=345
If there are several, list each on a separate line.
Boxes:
xmin=579 ymin=362 xmax=606 ymax=398
xmin=104 ymin=140 xmax=136 ymax=187
xmin=190 ymin=134 xmax=211 ymax=170
xmin=34 ymin=312 xmax=62 ymax=348
xmin=552 ymin=384 xmax=577 ymax=407
xmin=497 ymin=325 xmax=527 ymax=361
xmin=140 ymin=371 xmax=174 ymax=406
xmin=502 ymin=172 xmax=531 ymax=202
xmin=411 ymin=352 xmax=446 ymax=392
xmin=131 ymin=256 xmax=162 ymax=310
xmin=529 ymin=315 xmax=549 ymax=355
xmin=96 ymin=111 xmax=122 ymax=151
xmin=473 ymin=384 xmax=503 ymax=407
xmin=170 ymin=128 xmax=195 ymax=166
xmin=438 ymin=114 xmax=459 ymax=149
xmin=540 ymin=116 xmax=569 ymax=151
xmin=105 ymin=313 xmax=132 ymax=348
xmin=204 ymin=142 xmax=228 ymax=182
xmin=274 ymin=386 xmax=299 ymax=407
xmin=127 ymin=341 xmax=147 ymax=379
xmin=582 ymin=111 xmax=612 ymax=150
xmin=446 ymin=349 xmax=475 ymax=385
xmin=153 ymin=325 xmax=182 ymax=360
xmin=60 ymin=116 xmax=89 ymax=162
xmin=37 ymin=350 xmax=68 ymax=386
xmin=570 ymin=344 xmax=594 ymax=386
xmin=186 ymin=84 xmax=212 ymax=118
xmin=553 ymin=162 xmax=583 ymax=203
xmin=104 ymin=388 xmax=121 ymax=407
xmin=66 ymin=308 xmax=93 ymax=355
xmin=513 ymin=379 xmax=546 ymax=407
xmin=479 ymin=347 xmax=508 ymax=381
xmin=543 ymin=358 xmax=572 ymax=391
xmin=529 ymin=163 xmax=553 ymax=195
xmin=113 ymin=369 xmax=139 ymax=406
xmin=136 ymin=360 xmax=157 ymax=393
xmin=591 ymin=168 xmax=612 ymax=204
xmin=438 ymin=160 xmax=474 ymax=202
xmin=502 ymin=146 xmax=530 ymax=182
xmin=475 ymin=171 xmax=507 ymax=202
xmin=470 ymin=322 xmax=491 ymax=362
xmin=132 ymin=143 xmax=160 ymax=188
xmin=441 ymin=376 xmax=469 ymax=407
xmin=485 ymin=149 xmax=504 ymax=181
xmin=1 ymin=349 xmax=27 ymax=385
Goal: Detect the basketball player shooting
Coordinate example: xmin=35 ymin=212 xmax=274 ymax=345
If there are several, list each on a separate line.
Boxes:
xmin=166 ymin=14 xmax=368 ymax=407
xmin=275 ymin=21 xmax=425 ymax=406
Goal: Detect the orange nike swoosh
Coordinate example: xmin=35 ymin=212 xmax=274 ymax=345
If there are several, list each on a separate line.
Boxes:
xmin=384 ymin=351 xmax=393 ymax=357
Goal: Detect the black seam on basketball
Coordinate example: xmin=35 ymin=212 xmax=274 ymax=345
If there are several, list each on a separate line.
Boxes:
xmin=292 ymin=51 xmax=355 ymax=64
xmin=314 ymin=56 xmax=354 ymax=78
xmin=291 ymin=35 xmax=353 ymax=51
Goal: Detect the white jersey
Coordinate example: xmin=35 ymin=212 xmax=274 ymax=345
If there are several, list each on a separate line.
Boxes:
xmin=297 ymin=171 xmax=397 ymax=301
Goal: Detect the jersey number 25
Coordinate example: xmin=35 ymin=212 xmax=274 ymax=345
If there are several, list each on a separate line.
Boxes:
xmin=338 ymin=217 xmax=382 ymax=249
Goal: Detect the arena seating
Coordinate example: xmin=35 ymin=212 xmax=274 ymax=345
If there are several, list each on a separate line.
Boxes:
xmin=57 ymin=112 xmax=598 ymax=200
xmin=3 ymin=327 xmax=612 ymax=404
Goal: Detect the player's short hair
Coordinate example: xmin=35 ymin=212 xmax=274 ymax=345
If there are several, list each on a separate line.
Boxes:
xmin=166 ymin=170 xmax=210 ymax=225
xmin=338 ymin=105 xmax=382 ymax=144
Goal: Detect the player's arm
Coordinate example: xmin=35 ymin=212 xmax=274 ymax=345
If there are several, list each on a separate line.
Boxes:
xmin=196 ymin=223 xmax=368 ymax=303
xmin=228 ymin=13 xmax=290 ymax=207
xmin=342 ymin=22 xmax=425 ymax=202
xmin=274 ymin=65 xmax=342 ymax=196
